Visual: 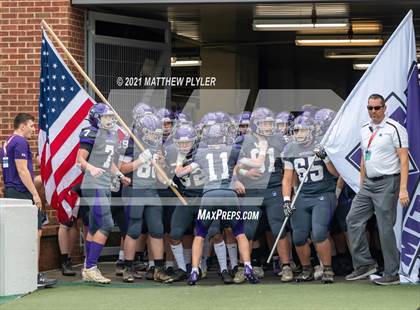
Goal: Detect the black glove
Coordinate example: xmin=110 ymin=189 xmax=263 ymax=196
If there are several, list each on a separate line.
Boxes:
xmin=283 ymin=200 xmax=295 ymax=217
xmin=313 ymin=145 xmax=327 ymax=160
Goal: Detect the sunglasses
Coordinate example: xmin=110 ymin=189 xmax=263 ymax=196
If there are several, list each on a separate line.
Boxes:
xmin=367 ymin=105 xmax=384 ymax=111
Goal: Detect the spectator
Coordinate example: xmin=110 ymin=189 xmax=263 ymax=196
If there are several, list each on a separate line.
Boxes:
xmin=345 ymin=94 xmax=409 ymax=285
xmin=0 ymin=113 xmax=57 ymax=288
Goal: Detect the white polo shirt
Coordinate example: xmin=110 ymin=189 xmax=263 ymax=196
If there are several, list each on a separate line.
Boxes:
xmin=360 ymin=117 xmax=408 ymax=178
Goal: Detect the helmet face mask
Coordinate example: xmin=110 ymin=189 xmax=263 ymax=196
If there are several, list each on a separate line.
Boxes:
xmin=276 ymin=122 xmax=288 ymax=135
xmin=238 ymin=124 xmax=249 ymax=135
xmin=176 ymin=140 xmax=194 ymax=155
xmin=255 ymin=119 xmax=275 ymax=136
xmin=162 ymin=121 xmax=173 ymax=135
xmin=99 ymin=113 xmax=116 ymax=130
xmin=142 ymin=127 xmax=163 ymax=147
xmin=293 ymin=127 xmax=312 ymax=144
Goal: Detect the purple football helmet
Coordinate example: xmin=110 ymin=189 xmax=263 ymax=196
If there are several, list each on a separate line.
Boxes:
xmin=314 ymin=108 xmax=336 ymax=136
xmin=203 ymin=123 xmax=226 ymax=146
xmin=293 ymin=115 xmax=315 ymax=144
xmin=156 ymin=108 xmax=175 ymax=135
xmin=135 ymin=114 xmax=163 ymax=147
xmin=88 ymin=103 xmax=116 ymax=130
xmin=250 ymin=107 xmax=275 ymax=136
xmin=133 ymin=103 xmax=154 ymax=122
xmin=173 ymin=125 xmax=197 ymax=155
xmin=275 ymin=111 xmax=294 ymax=135
xmin=301 ymin=104 xmax=318 ymax=118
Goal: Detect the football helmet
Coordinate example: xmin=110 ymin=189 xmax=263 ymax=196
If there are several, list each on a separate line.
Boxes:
xmin=293 ymin=115 xmax=315 ymax=145
xmin=314 ymin=108 xmax=336 ymax=136
xmin=275 ymin=111 xmax=294 ymax=135
xmin=133 ymin=103 xmax=154 ymax=123
xmin=135 ymin=114 xmax=163 ymax=147
xmin=235 ymin=111 xmax=251 ymax=136
xmin=202 ymin=123 xmax=227 ymax=146
xmin=173 ymin=125 xmax=197 ymax=155
xmin=88 ymin=103 xmax=116 ymax=130
xmin=156 ymin=108 xmax=175 ymax=136
xmin=250 ymin=107 xmax=275 ymax=136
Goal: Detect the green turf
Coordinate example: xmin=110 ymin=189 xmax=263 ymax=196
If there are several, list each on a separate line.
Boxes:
xmin=1 ymin=282 xmax=419 ymax=310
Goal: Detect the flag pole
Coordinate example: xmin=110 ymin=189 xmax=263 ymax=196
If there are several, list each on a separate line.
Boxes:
xmin=40 ymin=20 xmax=187 ymax=206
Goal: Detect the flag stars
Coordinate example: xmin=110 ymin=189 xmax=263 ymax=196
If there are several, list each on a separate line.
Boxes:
xmin=52 ymin=86 xmax=56 ymax=91
xmin=61 ymin=75 xmax=66 ymax=80
xmin=52 ymin=97 xmax=56 ymax=102
xmin=51 ymin=108 xmax=56 ymax=113
xmin=40 ymin=103 xmax=43 ymax=107
xmin=43 ymin=114 xmax=46 ymax=119
xmin=61 ymin=86 xmax=65 ymax=91
xmin=53 ymin=63 xmax=57 ymax=69
xmin=42 ymin=39 xmax=45 ymax=44
xmin=47 ymin=86 xmax=50 ymax=90
xmin=70 ymin=87 xmax=74 ymax=92
xmin=60 ymin=97 xmax=65 ymax=102
xmin=40 ymin=78 xmax=44 ymax=83
xmin=52 ymin=75 xmax=56 ymax=80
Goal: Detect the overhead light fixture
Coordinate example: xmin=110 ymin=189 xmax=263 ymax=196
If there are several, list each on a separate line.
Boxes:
xmin=354 ymin=62 xmax=420 ymax=71
xmin=171 ymin=57 xmax=201 ymax=67
xmin=324 ymin=48 xmax=380 ymax=59
xmin=353 ymin=62 xmax=371 ymax=70
xmin=325 ymin=48 xmax=420 ymax=59
xmin=253 ymin=19 xmax=349 ymax=31
xmin=296 ymin=36 xmax=383 ymax=47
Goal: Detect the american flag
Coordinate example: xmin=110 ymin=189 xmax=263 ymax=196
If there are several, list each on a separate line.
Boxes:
xmin=38 ymin=31 xmax=94 ymax=223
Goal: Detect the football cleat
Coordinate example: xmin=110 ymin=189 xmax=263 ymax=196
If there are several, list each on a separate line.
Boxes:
xmin=165 ymin=268 xmax=187 ymax=283
xmin=122 ymin=267 xmax=135 ymax=283
xmin=230 ymin=265 xmax=239 ymax=278
xmin=253 ymin=266 xmax=264 ymax=279
xmin=145 ymin=266 xmax=155 ymax=280
xmin=233 ymin=266 xmax=246 ymax=284
xmin=61 ymin=260 xmax=76 ymax=277
xmin=280 ymin=265 xmax=294 ymax=282
xmin=187 ymin=270 xmax=199 ymax=286
xmin=82 ymin=266 xmax=111 ymax=284
xmin=115 ymin=259 xmax=125 ymax=276
xmin=154 ymin=266 xmax=172 ymax=283
xmin=220 ymin=269 xmax=234 ymax=284
xmin=314 ymin=265 xmax=323 ymax=281
xmin=244 ymin=265 xmax=260 ymax=284
xmin=321 ymin=267 xmax=335 ymax=284
xmin=272 ymin=256 xmax=281 ymax=274
xmin=296 ymin=266 xmax=314 ymax=282
xmin=37 ymin=273 xmax=57 ymax=288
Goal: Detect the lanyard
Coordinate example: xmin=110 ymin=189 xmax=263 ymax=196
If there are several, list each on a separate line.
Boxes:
xmin=2 ymin=135 xmax=16 ymax=157
xmin=367 ymin=128 xmax=379 ymax=150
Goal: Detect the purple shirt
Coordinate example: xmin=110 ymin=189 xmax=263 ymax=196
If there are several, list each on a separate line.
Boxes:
xmin=1 ymin=135 xmax=34 ymax=192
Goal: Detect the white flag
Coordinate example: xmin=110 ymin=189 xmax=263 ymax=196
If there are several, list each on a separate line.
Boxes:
xmin=324 ymin=10 xmax=420 ymax=283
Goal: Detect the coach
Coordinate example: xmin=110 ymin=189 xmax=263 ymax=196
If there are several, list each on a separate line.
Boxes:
xmin=345 ymin=94 xmax=409 ymax=285
xmin=1 ymin=113 xmax=56 ymax=288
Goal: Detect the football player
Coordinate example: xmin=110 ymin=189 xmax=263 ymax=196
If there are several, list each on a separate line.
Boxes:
xmin=178 ymin=123 xmax=259 ymax=285
xmin=119 ymin=114 xmax=171 ymax=283
xmin=156 ymin=108 xmax=175 ymax=142
xmin=275 ymin=111 xmax=294 ymax=142
xmin=313 ymin=108 xmax=336 ymax=140
xmin=77 ymin=103 xmax=130 ymax=284
xmin=281 ymin=115 xmax=339 ymax=284
xmin=234 ymin=107 xmax=293 ymax=282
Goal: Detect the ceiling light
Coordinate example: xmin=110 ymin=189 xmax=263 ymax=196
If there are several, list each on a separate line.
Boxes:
xmin=296 ymin=36 xmax=383 ymax=46
xmin=171 ymin=57 xmax=201 ymax=67
xmin=354 ymin=62 xmax=420 ymax=71
xmin=324 ymin=48 xmax=380 ymax=59
xmin=253 ymin=19 xmax=349 ymax=31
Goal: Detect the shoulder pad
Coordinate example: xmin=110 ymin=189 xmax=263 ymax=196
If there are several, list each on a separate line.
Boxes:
xmin=79 ymin=126 xmax=98 ymax=143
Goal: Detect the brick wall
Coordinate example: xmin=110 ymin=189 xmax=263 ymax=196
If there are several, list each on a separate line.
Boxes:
xmin=0 ymin=0 xmax=86 ymax=269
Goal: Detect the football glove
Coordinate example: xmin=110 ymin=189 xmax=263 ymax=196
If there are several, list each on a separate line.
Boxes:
xmin=313 ymin=145 xmax=327 ymax=160
xmin=138 ymin=149 xmax=153 ymax=164
xmin=283 ymin=200 xmax=295 ymax=217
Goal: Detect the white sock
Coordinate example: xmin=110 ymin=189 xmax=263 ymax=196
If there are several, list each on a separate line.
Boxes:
xmin=214 ymin=241 xmax=228 ymax=272
xmin=183 ymin=248 xmax=192 ymax=266
xmin=191 ymin=266 xmax=199 ymax=274
xmin=226 ymin=243 xmax=238 ymax=269
xmin=119 ymin=250 xmax=124 ymax=260
xmin=171 ymin=243 xmax=186 ymax=271
xmin=148 ymin=260 xmax=155 ymax=268
xmin=244 ymin=261 xmax=252 ymax=269
xmin=165 ymin=260 xmax=175 ymax=269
